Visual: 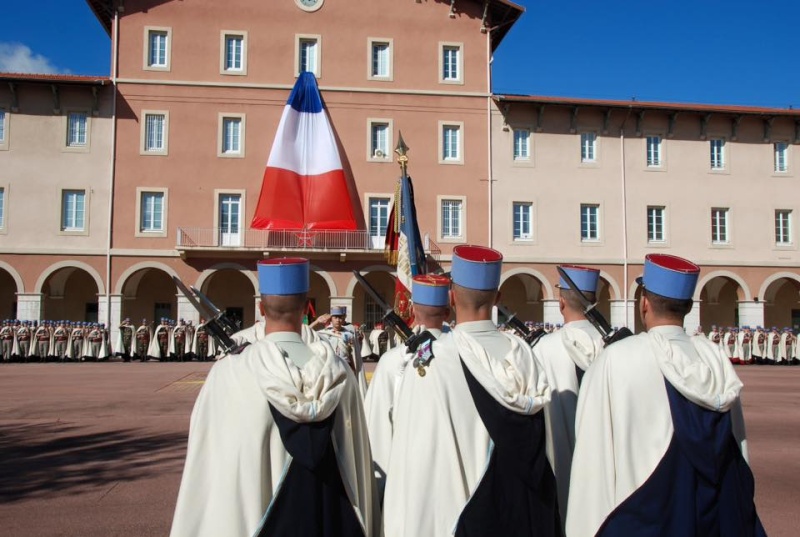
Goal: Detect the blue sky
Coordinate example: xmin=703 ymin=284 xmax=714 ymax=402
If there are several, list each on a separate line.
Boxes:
xmin=2 ymin=1 xmax=798 ymax=109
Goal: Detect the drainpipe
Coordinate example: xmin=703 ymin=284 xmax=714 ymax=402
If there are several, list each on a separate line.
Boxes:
xmin=485 ymin=26 xmax=494 ymax=248
xmin=105 ymin=6 xmax=120 ymax=328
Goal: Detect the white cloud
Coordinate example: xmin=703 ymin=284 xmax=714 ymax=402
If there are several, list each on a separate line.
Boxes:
xmin=0 ymin=43 xmax=67 ymax=75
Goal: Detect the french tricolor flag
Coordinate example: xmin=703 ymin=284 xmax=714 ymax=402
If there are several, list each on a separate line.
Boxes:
xmin=251 ymin=72 xmax=357 ymax=230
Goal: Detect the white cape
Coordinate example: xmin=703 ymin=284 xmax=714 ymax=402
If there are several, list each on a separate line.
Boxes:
xmin=532 ymin=319 xmax=603 ymax=531
xmin=382 ymin=328 xmax=550 ymax=537
xmin=566 ymin=326 xmax=747 ymax=537
xmin=170 ymin=337 xmax=378 ymax=537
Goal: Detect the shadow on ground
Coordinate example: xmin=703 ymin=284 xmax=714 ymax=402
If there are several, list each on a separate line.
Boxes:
xmin=0 ymin=422 xmax=186 ymax=502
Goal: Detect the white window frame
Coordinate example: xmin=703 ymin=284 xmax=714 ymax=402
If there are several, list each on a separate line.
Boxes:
xmin=143 ymin=26 xmax=172 ymax=72
xmin=63 ymin=110 xmax=91 ymax=152
xmin=438 ymin=195 xmax=466 ymax=243
xmin=512 ymin=202 xmax=534 ymax=241
xmin=439 ymin=121 xmax=464 ymax=165
xmin=439 ymin=42 xmax=464 ymax=85
xmin=580 ymin=203 xmax=601 ymax=242
xmin=367 ymin=196 xmax=392 ymax=240
xmin=218 ymin=113 xmax=246 ymax=158
xmin=295 ymin=34 xmax=322 ymax=77
xmin=213 ymin=189 xmax=246 ymax=247
xmin=709 ymin=138 xmax=726 ymax=171
xmin=0 ymin=106 xmax=9 ymax=151
xmin=581 ymin=132 xmax=597 ymax=163
xmin=646 ymin=135 xmax=663 ymax=168
xmin=0 ymin=185 xmax=7 ymax=233
xmin=367 ymin=38 xmax=393 ymax=81
xmin=513 ymin=128 xmax=531 ymax=161
xmin=647 ymin=205 xmax=666 ymax=244
xmin=711 ymin=207 xmax=730 ymax=245
xmin=367 ymin=118 xmax=393 ymax=161
xmin=140 ymin=110 xmax=169 ymax=156
xmin=136 ymin=188 xmax=168 ymax=238
xmin=774 ymin=142 xmax=789 ymax=173
xmin=775 ymin=209 xmax=793 ymax=246
xmin=60 ymin=189 xmax=88 ymax=235
xmin=220 ymin=31 xmax=248 ymax=76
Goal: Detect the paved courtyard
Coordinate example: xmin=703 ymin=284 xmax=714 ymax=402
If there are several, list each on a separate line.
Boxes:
xmin=0 ymin=362 xmax=796 ymax=536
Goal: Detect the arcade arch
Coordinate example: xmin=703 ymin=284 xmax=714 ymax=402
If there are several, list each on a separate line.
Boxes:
xmin=0 ymin=262 xmax=23 ymax=319
xmin=698 ymin=274 xmax=747 ymax=330
xmin=38 ymin=265 xmax=103 ymax=322
xmin=760 ymin=273 xmax=800 ymax=330
xmin=118 ymin=265 xmax=178 ymax=325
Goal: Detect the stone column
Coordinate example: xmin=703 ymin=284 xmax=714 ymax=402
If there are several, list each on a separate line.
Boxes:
xmin=738 ymin=301 xmax=764 ymax=328
xmin=330 ymin=296 xmax=355 ymax=323
xmin=684 ymin=301 xmax=701 ymax=333
xmin=16 ymin=293 xmax=42 ymax=321
xmin=543 ymin=300 xmax=563 ymax=326
xmin=100 ymin=294 xmax=123 ymax=344
xmin=177 ymin=294 xmax=199 ymax=325
xmin=610 ymin=300 xmax=632 ymax=329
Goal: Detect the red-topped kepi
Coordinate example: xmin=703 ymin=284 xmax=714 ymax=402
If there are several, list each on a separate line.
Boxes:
xmin=451 ymin=245 xmax=503 ymax=291
xmin=557 ymin=264 xmax=600 ymax=294
xmin=412 ymin=274 xmax=451 ymax=306
xmin=258 ymin=258 xmax=310 ymax=295
xmin=636 ymin=254 xmax=700 ymax=300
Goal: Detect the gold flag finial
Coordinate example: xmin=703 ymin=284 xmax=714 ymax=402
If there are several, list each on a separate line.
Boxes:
xmin=395 ymin=131 xmax=410 ymax=176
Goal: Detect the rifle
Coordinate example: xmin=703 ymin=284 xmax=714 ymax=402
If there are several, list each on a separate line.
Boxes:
xmin=172 ymin=277 xmax=249 ymax=355
xmin=555 ymin=267 xmax=633 ymax=346
xmin=352 ymin=270 xmax=436 ymax=376
xmin=496 ymin=304 xmax=547 ymax=347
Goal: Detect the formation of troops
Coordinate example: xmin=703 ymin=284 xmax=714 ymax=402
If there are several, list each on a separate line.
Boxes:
xmin=702 ymin=325 xmax=799 ymax=365
xmin=169 ymin=248 xmax=767 ymax=537
xmin=0 ymin=317 xmax=217 ymax=362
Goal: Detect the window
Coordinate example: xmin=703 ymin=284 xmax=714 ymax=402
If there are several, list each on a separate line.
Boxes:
xmin=61 ymin=190 xmax=86 ymax=232
xmin=144 ymin=27 xmax=171 ymax=70
xmin=297 ymin=35 xmax=320 ymax=76
xmin=580 ymin=204 xmax=600 ymax=242
xmin=0 ymin=108 xmax=6 ymax=146
xmin=369 ymin=197 xmax=391 ymax=238
xmin=647 ymin=206 xmax=666 ymax=243
xmin=67 ymin=112 xmax=88 ymax=147
xmin=441 ymin=198 xmax=463 ymax=239
xmin=370 ymin=122 xmax=390 ymax=160
xmin=513 ymin=129 xmax=530 ymax=161
xmin=440 ymin=122 xmax=463 ymax=163
xmin=140 ymin=191 xmax=165 ymax=233
xmin=369 ymin=39 xmax=392 ymax=80
xmin=219 ymin=115 xmax=245 ymax=157
xmin=439 ymin=43 xmax=463 ymax=83
xmin=221 ymin=32 xmax=247 ymax=75
xmin=774 ymin=142 xmax=788 ymax=173
xmin=710 ymin=138 xmax=725 ymax=170
xmin=776 ymin=210 xmax=792 ymax=245
xmin=141 ymin=111 xmax=168 ymax=155
xmin=711 ymin=208 xmax=729 ymax=244
xmin=513 ymin=202 xmax=533 ymax=241
xmin=581 ymin=132 xmax=597 ymax=162
xmin=218 ymin=193 xmax=242 ymax=246
xmin=0 ymin=187 xmax=5 ymax=230
xmin=646 ymin=136 xmax=662 ymax=167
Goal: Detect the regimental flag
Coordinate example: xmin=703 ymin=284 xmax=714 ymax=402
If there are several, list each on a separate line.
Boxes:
xmin=385 ymin=174 xmax=427 ymax=321
xmin=251 ymin=72 xmax=357 ymax=230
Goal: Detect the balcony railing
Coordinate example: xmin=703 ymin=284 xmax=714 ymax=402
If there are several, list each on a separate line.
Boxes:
xmin=176 ymin=227 xmax=441 ymax=258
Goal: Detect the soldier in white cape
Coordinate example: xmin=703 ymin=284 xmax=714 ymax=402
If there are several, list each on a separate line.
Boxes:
xmin=364 ymin=274 xmax=451 ymax=500
xmin=382 ymin=246 xmax=556 ymax=537
xmin=170 ymin=258 xmax=377 ymax=537
xmin=532 ymin=264 xmax=604 ymax=532
xmin=566 ymin=254 xmax=764 ymax=537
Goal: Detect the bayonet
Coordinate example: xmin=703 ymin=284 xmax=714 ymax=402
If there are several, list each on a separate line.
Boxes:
xmin=555 ymin=267 xmax=633 ymax=346
xmin=352 ymin=270 xmax=436 ymax=376
xmin=172 ymin=277 xmax=248 ymax=355
xmin=497 ymin=304 xmax=546 ymax=347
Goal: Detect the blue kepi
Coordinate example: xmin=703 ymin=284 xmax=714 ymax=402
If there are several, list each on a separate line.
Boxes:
xmin=258 ymin=258 xmax=310 ymax=295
